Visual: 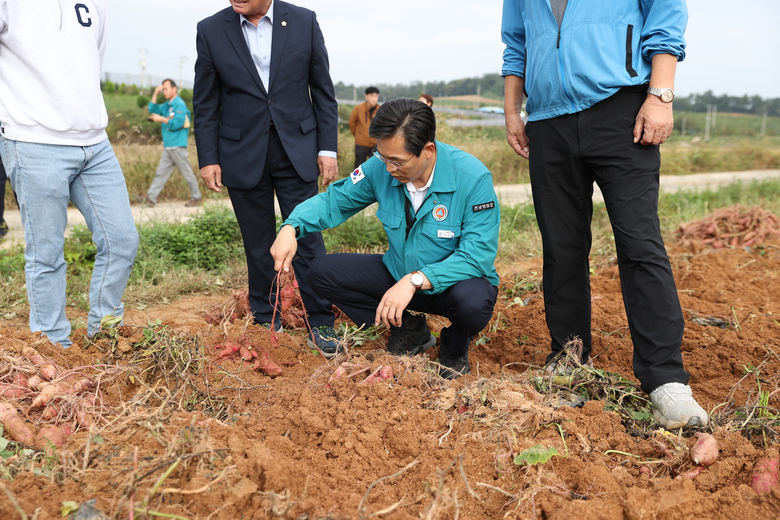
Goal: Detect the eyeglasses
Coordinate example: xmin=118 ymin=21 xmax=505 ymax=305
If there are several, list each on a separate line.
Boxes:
xmin=372 ymin=145 xmax=415 ymax=170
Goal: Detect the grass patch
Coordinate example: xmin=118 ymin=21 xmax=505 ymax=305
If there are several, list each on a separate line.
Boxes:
xmin=2 ymin=179 xmax=780 ymax=314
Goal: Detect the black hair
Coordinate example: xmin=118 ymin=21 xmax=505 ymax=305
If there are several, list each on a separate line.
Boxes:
xmin=163 ymin=79 xmax=177 ymax=88
xmin=368 ymin=98 xmax=436 ymax=157
xmin=365 ymin=86 xmax=379 ymax=95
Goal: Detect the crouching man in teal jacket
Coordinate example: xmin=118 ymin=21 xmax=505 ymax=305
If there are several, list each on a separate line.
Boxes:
xmin=271 ymin=98 xmax=499 ymax=379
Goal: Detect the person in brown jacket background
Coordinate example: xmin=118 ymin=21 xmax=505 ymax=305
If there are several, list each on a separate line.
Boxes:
xmin=348 ymin=86 xmax=380 ymax=168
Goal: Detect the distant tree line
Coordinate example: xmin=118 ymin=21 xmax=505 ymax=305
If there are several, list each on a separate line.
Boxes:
xmin=335 ymin=75 xmax=779 ymax=116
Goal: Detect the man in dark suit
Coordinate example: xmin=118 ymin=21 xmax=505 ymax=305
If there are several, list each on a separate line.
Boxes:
xmin=193 ymin=0 xmax=340 ymax=354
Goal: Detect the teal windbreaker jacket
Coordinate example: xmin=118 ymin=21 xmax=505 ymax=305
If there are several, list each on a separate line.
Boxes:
xmin=501 ymin=0 xmax=688 ymax=122
xmin=148 ymin=95 xmax=190 ymax=147
xmin=284 ymin=141 xmax=500 ymax=293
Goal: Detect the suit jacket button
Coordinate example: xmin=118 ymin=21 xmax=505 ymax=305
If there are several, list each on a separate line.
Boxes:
xmin=264 ymin=128 xmax=269 ymax=134
xmin=268 ymin=100 xmax=273 ymax=105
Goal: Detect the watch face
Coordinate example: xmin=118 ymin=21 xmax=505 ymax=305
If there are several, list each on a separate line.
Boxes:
xmin=411 ymin=273 xmax=424 ymax=286
xmin=660 ymin=89 xmax=674 ymax=103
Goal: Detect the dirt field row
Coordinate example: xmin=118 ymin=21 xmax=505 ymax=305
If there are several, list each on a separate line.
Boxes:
xmin=2 ymin=239 xmax=780 ymax=519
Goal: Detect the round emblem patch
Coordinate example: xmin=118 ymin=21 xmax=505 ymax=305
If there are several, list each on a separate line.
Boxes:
xmin=432 ymin=204 xmax=448 ymax=222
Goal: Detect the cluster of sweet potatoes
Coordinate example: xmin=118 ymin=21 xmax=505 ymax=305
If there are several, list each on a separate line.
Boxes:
xmin=677 ymin=205 xmax=780 ymax=248
xmin=213 ymin=339 xmax=282 ymax=377
xmin=0 ymin=347 xmax=99 ymax=451
xmin=202 ymin=289 xmax=253 ymax=325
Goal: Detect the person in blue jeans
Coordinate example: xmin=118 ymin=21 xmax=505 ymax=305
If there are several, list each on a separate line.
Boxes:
xmin=0 ymin=1 xmax=139 ymax=347
xmin=0 ymin=157 xmax=8 ymax=239
xmin=138 ymin=79 xmax=202 ymax=208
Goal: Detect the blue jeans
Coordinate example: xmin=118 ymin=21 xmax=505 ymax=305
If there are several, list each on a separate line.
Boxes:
xmin=0 ymin=137 xmax=139 ymax=347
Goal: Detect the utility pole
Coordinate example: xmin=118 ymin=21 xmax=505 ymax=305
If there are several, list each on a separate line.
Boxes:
xmin=353 ymin=85 xmax=356 ymax=102
xmin=139 ymin=48 xmax=149 ymax=91
xmin=704 ymin=104 xmax=712 ymax=143
xmin=681 ymin=117 xmax=687 ymax=137
xmin=760 ymin=111 xmax=768 ymax=138
xmin=476 ymin=81 xmax=481 ymax=109
xmin=711 ymin=104 xmax=717 ymax=127
xmin=178 ymin=55 xmax=188 ymax=88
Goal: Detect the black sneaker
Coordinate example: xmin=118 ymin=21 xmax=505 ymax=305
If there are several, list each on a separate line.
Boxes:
xmin=386 ymin=312 xmax=436 ymax=356
xmin=437 ymin=327 xmax=471 ymax=380
xmin=0 ymin=221 xmax=7 ymax=239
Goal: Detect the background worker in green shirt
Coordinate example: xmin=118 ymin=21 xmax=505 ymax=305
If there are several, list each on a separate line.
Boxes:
xmin=138 ymin=79 xmax=202 ymax=208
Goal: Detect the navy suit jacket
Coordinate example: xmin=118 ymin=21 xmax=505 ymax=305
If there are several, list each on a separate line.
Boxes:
xmin=193 ymin=3 xmax=338 ymax=188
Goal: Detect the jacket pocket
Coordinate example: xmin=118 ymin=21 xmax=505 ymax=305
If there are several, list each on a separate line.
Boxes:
xmin=218 ymin=124 xmax=241 ymax=141
xmin=376 ymin=207 xmax=403 ymax=230
xmin=625 ymin=25 xmax=638 ymax=78
xmin=299 ymin=115 xmax=317 ymax=134
xmin=421 ymin=223 xmax=461 ymax=260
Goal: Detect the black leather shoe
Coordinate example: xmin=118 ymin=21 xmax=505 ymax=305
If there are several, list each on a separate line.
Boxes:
xmin=386 ymin=312 xmax=436 ymax=356
xmin=437 ymin=327 xmax=471 ymax=380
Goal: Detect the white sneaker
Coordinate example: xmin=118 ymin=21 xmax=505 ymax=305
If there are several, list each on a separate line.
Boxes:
xmin=650 ymin=382 xmax=709 ymax=429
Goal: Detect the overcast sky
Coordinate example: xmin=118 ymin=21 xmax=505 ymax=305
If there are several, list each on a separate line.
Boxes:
xmin=103 ymin=0 xmax=779 ymax=98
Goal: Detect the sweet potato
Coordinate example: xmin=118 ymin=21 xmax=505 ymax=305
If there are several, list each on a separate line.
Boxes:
xmin=690 ymin=432 xmax=718 ymax=466
xmin=750 ymin=458 xmax=780 ymax=493
xmin=31 ymin=384 xmax=62 ymax=408
xmin=0 ymin=402 xmax=35 ymax=445
xmin=22 ymin=346 xmax=59 ymax=380
xmin=233 ymin=289 xmax=251 ymax=316
xmin=362 ymin=365 xmax=394 ymax=385
xmin=76 ymin=410 xmax=94 ymax=428
xmin=35 ymin=425 xmax=69 ymax=449
xmin=239 ymin=345 xmax=253 ymax=361
xmin=217 ymin=342 xmax=242 ymax=358
xmin=251 ymin=349 xmax=282 ymax=377
xmin=327 ymin=365 xmax=348 ymax=388
xmin=280 ymin=285 xmax=296 ymax=312
xmin=676 ymin=465 xmax=705 ymax=480
xmin=42 ymin=404 xmax=60 ymax=421
xmin=27 ymin=374 xmax=45 ymax=390
xmin=0 ymin=383 xmax=27 ymax=398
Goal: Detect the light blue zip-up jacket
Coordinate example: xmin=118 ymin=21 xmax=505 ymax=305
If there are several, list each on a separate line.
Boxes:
xmin=148 ymin=95 xmax=190 ymax=147
xmin=502 ymin=0 xmax=688 ymax=122
xmin=284 ymin=141 xmax=500 ymax=293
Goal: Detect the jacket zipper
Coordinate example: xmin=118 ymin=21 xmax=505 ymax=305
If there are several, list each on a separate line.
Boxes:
xmin=551 ymin=5 xmax=576 ymax=113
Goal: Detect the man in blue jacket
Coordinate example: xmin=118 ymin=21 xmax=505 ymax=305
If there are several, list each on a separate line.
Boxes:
xmin=502 ymin=0 xmax=707 ymax=429
xmin=271 ymin=99 xmax=499 ymax=379
xmin=139 ymin=79 xmax=201 ymax=207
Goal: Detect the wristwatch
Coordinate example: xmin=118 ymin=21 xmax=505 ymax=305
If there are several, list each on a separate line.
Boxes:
xmin=647 ymin=87 xmax=675 ymax=103
xmin=410 ymin=271 xmax=425 ymax=291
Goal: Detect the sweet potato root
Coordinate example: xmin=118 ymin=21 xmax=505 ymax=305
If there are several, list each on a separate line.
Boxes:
xmin=362 ymin=365 xmax=394 ymax=385
xmin=750 ymin=458 xmax=780 ymax=493
xmin=0 ymin=402 xmax=35 ymax=445
xmin=0 ymin=383 xmax=27 ymax=398
xmin=22 ymin=346 xmax=59 ymax=380
xmin=676 ymin=465 xmax=705 ymax=480
xmin=251 ymin=348 xmax=282 ymax=377
xmin=35 ymin=425 xmax=69 ymax=449
xmin=690 ymin=432 xmax=718 ymax=466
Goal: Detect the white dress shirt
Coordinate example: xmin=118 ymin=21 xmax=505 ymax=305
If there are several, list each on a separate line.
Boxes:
xmin=239 ymin=1 xmax=336 ymax=159
xmin=407 ymin=160 xmax=436 ymax=213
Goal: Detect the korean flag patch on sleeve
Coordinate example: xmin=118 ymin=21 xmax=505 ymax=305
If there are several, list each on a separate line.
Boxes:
xmin=350 ymin=165 xmax=365 ymax=184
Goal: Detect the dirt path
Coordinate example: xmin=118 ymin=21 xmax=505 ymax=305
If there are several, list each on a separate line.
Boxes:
xmin=2 ymin=169 xmax=779 ymax=250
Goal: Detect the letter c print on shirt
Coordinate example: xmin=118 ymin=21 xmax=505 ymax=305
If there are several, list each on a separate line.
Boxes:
xmin=75 ymin=4 xmax=92 ymax=27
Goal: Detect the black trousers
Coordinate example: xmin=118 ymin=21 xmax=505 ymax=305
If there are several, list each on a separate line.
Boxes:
xmin=527 ymin=86 xmax=688 ymax=393
xmin=354 ymin=144 xmax=372 ymax=169
xmin=228 ymin=129 xmax=333 ymax=328
xmin=308 ymin=254 xmax=498 ymax=357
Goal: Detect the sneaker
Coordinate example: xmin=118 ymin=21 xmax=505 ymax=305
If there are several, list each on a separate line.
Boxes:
xmin=184 ymin=198 xmax=201 ymax=207
xmin=650 ymin=382 xmax=709 ymax=429
xmin=386 ymin=312 xmax=436 ymax=356
xmin=0 ymin=221 xmax=8 ymax=239
xmin=259 ymin=321 xmax=284 ymax=333
xmin=437 ymin=328 xmax=471 ymax=380
xmin=307 ymin=325 xmax=345 ymax=358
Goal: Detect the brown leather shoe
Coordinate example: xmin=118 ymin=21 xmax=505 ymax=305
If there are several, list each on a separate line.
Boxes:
xmin=184 ymin=198 xmax=201 ymax=207
xmin=134 ymin=194 xmax=155 ymax=208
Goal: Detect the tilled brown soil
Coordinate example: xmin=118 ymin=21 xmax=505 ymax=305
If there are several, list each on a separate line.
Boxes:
xmin=2 ymin=242 xmax=780 ymax=519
